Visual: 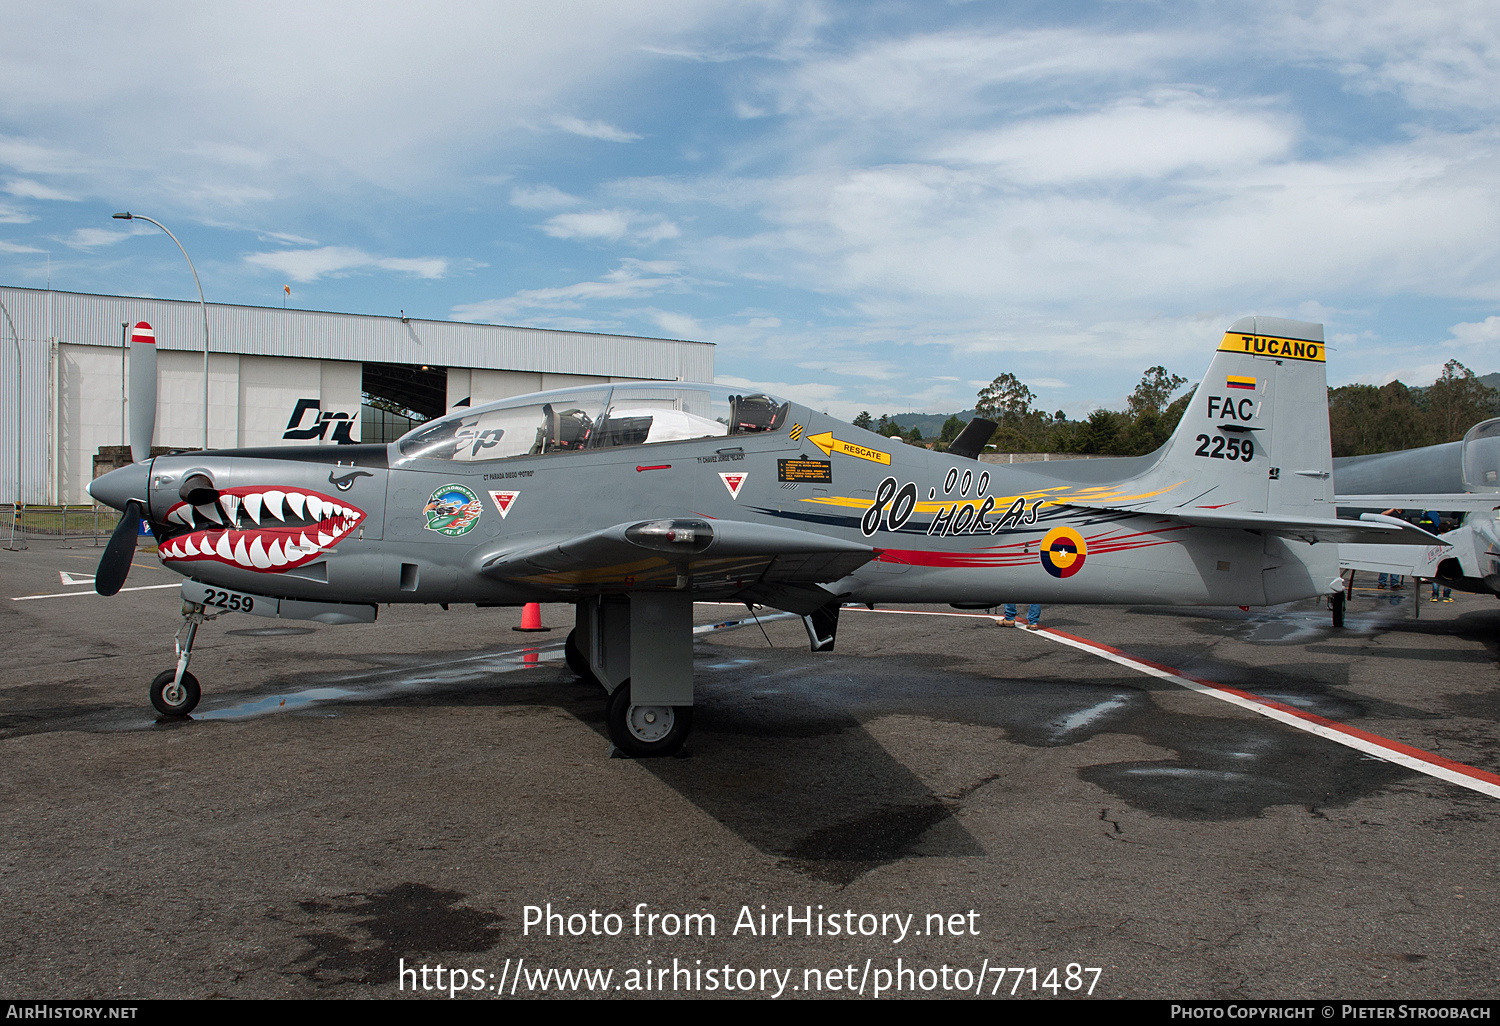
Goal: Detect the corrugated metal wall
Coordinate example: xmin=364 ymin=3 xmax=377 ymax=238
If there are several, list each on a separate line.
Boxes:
xmin=0 ymin=285 xmax=716 ymax=503
xmin=0 ymin=289 xmax=54 ymax=504
xmin=12 ymin=287 xmax=714 ymax=381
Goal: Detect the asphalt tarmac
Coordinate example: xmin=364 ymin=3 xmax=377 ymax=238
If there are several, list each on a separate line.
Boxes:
xmin=1 ymin=543 xmax=1497 ymax=1001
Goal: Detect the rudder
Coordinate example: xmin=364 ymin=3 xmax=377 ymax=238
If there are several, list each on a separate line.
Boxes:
xmin=1139 ymin=316 xmax=1331 ymax=517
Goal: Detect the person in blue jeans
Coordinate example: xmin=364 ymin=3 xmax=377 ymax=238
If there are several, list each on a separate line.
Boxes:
xmin=1000 ymin=603 xmax=1042 ymax=630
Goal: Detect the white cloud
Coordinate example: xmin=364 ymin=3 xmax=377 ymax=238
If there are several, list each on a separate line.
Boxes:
xmin=938 ymin=94 xmax=1295 ymax=184
xmin=451 ymin=259 xmax=692 ymax=322
xmin=510 ymin=185 xmax=582 ymax=210
xmin=0 ymin=204 xmax=34 ymax=224
xmin=4 ymin=178 xmax=75 ymax=201
xmin=61 ymin=227 xmax=130 ymax=249
xmin=257 ymin=230 xmax=319 ymax=246
xmin=552 ymin=116 xmax=643 ymax=143
xmin=1265 ymin=0 xmax=1500 ymax=113
xmin=647 ymin=310 xmax=701 ymax=338
xmin=243 ymin=245 xmax=449 ymax=282
xmin=541 ymin=207 xmax=679 ymax=243
xmin=0 ymin=240 xmax=43 ymax=253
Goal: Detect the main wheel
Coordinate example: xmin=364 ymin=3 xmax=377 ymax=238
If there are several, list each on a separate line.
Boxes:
xmin=565 ymin=629 xmax=597 ymax=683
xmin=605 ymin=678 xmax=692 ymax=757
xmin=1330 ymin=590 xmax=1346 ymax=629
xmin=150 ymin=669 xmax=201 ymax=717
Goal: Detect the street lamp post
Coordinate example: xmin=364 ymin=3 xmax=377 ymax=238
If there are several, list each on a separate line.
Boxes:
xmin=113 ymin=213 xmax=211 ymax=452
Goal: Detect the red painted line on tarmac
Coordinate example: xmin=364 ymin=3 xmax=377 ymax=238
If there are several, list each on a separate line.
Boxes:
xmin=847 ymin=606 xmax=1500 ymax=801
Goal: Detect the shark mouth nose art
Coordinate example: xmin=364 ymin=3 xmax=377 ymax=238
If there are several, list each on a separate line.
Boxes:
xmin=157 ymin=488 xmax=365 ymax=571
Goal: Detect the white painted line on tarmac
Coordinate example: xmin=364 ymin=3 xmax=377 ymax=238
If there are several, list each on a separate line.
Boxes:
xmin=11 ymin=583 xmax=180 ymax=601
xmin=849 ymin=606 xmax=1500 ymax=802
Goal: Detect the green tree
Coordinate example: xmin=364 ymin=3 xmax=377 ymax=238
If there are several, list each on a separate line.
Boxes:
xmin=1328 ymin=381 xmax=1434 ymax=456
xmin=975 ymin=373 xmax=1035 ymax=422
xmin=1424 ymin=359 xmax=1499 ymax=442
xmin=1128 ymin=366 xmax=1188 ymax=419
xmin=852 ymin=411 xmax=873 ymax=430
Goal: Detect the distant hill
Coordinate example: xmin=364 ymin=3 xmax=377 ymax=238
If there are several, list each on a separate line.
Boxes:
xmin=1480 ymin=372 xmax=1500 ymax=391
xmin=882 ymin=409 xmax=977 ymax=439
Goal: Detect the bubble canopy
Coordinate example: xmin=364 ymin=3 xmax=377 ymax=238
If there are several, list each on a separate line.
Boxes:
xmin=394 ymin=382 xmax=791 ymax=463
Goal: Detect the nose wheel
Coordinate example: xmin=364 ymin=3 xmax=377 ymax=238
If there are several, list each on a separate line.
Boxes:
xmin=605 ymin=679 xmax=692 ymax=757
xmin=150 ymin=669 xmax=201 ymax=717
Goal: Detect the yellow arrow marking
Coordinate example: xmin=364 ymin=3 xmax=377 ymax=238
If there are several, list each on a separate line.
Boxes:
xmin=806 ymin=431 xmax=891 ymax=466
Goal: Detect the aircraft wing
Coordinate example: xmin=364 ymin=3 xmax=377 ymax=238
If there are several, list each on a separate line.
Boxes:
xmin=476 ymin=518 xmax=875 ymax=599
xmin=1073 ymin=506 xmax=1446 ymax=546
xmin=1334 ymin=493 xmax=1500 ymax=511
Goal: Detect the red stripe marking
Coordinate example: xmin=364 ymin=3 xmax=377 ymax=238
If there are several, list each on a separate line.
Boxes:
xmin=1042 ymin=627 xmax=1500 ymax=789
xmin=636 ymin=465 xmax=672 ymax=472
xmin=839 ymin=606 xmax=1500 ymax=796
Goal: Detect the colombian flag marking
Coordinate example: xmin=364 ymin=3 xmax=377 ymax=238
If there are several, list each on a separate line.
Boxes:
xmin=1226 ymin=375 xmax=1256 ymax=390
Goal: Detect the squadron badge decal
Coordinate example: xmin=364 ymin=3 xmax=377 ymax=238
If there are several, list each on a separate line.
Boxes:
xmin=424 ymin=484 xmax=483 ymax=537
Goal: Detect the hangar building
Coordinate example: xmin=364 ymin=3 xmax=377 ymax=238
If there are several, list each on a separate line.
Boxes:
xmin=0 ymin=286 xmax=714 ymax=504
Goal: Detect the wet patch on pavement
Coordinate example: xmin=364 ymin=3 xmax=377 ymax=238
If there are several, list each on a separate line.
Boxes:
xmin=289 ymin=883 xmax=502 ymax=987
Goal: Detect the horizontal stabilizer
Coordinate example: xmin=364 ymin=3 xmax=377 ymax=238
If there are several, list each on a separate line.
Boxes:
xmin=1338 ymin=544 xmax=1441 ymax=577
xmin=1074 ymin=506 xmax=1446 ymax=546
xmin=1334 ymin=493 xmax=1500 ymax=512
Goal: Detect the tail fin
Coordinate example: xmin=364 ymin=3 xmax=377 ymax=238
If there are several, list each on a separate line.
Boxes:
xmin=1135 ymin=316 xmax=1331 ymax=516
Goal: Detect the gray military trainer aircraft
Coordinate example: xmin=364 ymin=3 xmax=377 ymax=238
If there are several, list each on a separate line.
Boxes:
xmin=88 ymin=315 xmax=1442 ymax=755
xmin=1334 ymin=417 xmax=1500 ymax=598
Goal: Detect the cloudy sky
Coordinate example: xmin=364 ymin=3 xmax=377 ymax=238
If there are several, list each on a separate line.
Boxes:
xmin=3 ymin=1 xmax=1499 ymax=418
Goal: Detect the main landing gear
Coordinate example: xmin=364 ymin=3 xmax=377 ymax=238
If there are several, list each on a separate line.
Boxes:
xmin=569 ymin=594 xmax=695 ymax=757
xmin=150 ymin=601 xmax=219 ymax=717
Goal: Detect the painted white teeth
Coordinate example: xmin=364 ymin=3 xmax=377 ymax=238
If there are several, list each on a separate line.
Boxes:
xmin=264 ymin=490 xmax=286 ymax=521
xmin=248 ymin=537 xmax=270 ymax=568
xmin=299 ymin=532 xmax=313 ymax=552
xmin=286 ymin=492 xmax=306 ymax=520
xmin=169 ymin=507 xmax=190 ymax=526
xmin=216 ymin=534 xmax=233 ymax=560
xmin=242 ymin=493 xmax=263 ymax=526
xmin=317 ymin=530 xmax=332 ymax=547
xmin=184 ymin=537 xmax=199 ymax=556
xmin=306 ymin=495 xmax=324 ymax=521
xmin=220 ymin=494 xmax=240 ymax=522
xmin=195 ymin=503 xmax=223 ymax=525
xmin=233 ymin=536 xmax=250 ymax=566
xmin=267 ymin=538 xmax=287 ymax=566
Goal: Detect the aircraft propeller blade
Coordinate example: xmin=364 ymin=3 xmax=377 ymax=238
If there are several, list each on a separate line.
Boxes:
xmin=95 ymin=499 xmax=144 ymax=596
xmin=128 ymin=321 xmax=157 ymax=464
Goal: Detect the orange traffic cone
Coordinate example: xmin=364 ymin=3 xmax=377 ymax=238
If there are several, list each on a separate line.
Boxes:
xmin=513 ymin=601 xmax=551 ymax=632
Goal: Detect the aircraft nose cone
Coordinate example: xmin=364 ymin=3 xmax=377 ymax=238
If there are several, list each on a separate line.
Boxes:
xmin=88 ymin=462 xmax=151 ymax=513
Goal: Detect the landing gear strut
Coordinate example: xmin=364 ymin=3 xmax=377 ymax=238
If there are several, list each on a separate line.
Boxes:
xmin=151 ymin=601 xmax=218 ymax=717
xmin=576 ymin=595 xmax=696 ymax=756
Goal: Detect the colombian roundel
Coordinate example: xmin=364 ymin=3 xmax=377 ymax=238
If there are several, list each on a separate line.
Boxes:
xmin=1040 ymin=526 xmax=1087 ymax=578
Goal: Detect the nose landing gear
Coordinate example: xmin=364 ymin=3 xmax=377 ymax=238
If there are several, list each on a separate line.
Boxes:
xmin=150 ymin=601 xmax=220 ymax=717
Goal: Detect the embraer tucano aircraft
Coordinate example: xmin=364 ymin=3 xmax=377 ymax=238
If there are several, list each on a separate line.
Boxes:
xmin=1334 ymin=417 xmax=1500 ymax=598
xmin=89 ymin=316 xmax=1441 ymax=754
